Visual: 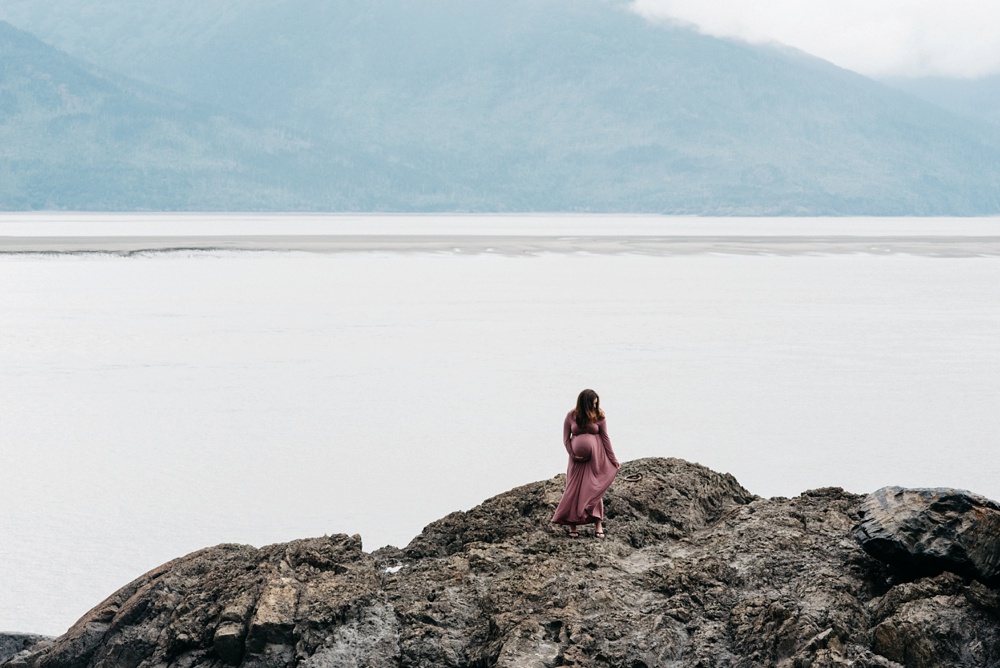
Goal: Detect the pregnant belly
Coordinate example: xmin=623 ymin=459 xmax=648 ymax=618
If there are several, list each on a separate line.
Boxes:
xmin=571 ymin=434 xmax=596 ymax=461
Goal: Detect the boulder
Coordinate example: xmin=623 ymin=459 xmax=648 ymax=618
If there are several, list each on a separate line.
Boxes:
xmin=853 ymin=486 xmax=1000 ymax=585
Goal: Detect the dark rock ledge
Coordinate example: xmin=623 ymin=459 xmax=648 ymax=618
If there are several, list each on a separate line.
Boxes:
xmin=6 ymin=458 xmax=1000 ymax=668
xmin=0 ymin=636 xmax=52 ymax=667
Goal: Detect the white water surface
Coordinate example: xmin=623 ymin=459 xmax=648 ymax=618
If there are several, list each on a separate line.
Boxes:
xmin=1 ymin=215 xmax=999 ymax=636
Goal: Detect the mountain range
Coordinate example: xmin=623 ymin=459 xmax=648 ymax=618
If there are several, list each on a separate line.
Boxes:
xmin=1 ymin=0 xmax=999 ymax=214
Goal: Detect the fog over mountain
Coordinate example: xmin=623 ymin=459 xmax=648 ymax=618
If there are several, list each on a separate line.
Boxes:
xmin=882 ymin=74 xmax=1000 ymax=129
xmin=2 ymin=0 xmax=1000 ymax=213
xmin=631 ymin=0 xmax=1000 ymax=80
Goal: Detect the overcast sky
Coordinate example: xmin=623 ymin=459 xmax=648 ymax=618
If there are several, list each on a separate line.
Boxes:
xmin=630 ymin=0 xmax=1000 ymax=79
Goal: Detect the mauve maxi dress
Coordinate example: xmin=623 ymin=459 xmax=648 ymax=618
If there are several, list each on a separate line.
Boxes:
xmin=552 ymin=410 xmax=620 ymax=526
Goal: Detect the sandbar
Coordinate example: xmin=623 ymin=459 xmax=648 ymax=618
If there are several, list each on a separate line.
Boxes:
xmin=2 ymin=234 xmax=1000 ymax=257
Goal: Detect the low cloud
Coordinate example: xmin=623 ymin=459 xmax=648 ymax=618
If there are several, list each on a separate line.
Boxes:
xmin=630 ymin=0 xmax=1000 ymax=79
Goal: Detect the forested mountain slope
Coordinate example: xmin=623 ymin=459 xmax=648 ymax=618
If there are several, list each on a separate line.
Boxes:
xmin=2 ymin=0 xmax=999 ymax=213
xmin=883 ymin=74 xmax=1000 ymax=128
xmin=0 ymin=22 xmax=351 ymax=210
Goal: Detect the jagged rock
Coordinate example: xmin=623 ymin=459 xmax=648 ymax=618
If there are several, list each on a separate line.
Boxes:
xmin=404 ymin=456 xmax=756 ymax=558
xmin=7 ymin=458 xmax=1000 ymax=668
xmin=867 ymin=572 xmax=1000 ymax=668
xmin=0 ymin=635 xmax=52 ymax=666
xmin=853 ymin=486 xmax=1000 ymax=585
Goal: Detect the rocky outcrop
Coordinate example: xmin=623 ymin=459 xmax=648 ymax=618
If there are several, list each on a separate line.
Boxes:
xmin=6 ymin=458 xmax=1000 ymax=668
xmin=853 ymin=486 xmax=1000 ymax=587
xmin=0 ymin=636 xmax=52 ymax=666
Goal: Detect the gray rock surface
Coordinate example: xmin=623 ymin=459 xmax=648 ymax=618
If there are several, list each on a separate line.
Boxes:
xmin=6 ymin=458 xmax=1000 ymax=668
xmin=0 ymin=635 xmax=52 ymax=665
xmin=853 ymin=486 xmax=1000 ymax=585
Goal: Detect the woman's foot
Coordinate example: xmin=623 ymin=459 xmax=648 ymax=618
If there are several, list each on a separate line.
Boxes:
xmin=595 ymin=522 xmax=605 ymax=539
xmin=568 ymin=526 xmax=579 ymax=538
xmin=595 ymin=530 xmax=605 ymax=539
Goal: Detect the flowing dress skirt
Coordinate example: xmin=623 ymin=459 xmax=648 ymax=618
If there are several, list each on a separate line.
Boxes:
xmin=551 ymin=432 xmax=617 ymax=525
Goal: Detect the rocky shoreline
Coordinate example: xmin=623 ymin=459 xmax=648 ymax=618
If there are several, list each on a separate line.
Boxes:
xmin=5 ymin=458 xmax=1000 ymax=667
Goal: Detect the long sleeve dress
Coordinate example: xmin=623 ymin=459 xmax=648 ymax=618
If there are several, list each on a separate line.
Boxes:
xmin=551 ymin=410 xmax=620 ymax=526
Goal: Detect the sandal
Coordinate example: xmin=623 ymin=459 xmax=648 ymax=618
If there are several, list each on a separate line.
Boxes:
xmin=595 ymin=530 xmax=605 ymax=539
xmin=568 ymin=531 xmax=579 ymax=538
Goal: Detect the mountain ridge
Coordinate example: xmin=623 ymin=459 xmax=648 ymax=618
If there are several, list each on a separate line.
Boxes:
xmin=2 ymin=2 xmax=1000 ymax=213
xmin=882 ymin=74 xmax=1000 ymax=128
xmin=0 ymin=21 xmax=327 ymax=210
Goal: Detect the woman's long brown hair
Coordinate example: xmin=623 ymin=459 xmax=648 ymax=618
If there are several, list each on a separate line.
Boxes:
xmin=574 ymin=388 xmax=604 ymax=427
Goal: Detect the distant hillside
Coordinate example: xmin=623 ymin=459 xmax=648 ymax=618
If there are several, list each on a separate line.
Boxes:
xmin=0 ymin=21 xmax=347 ymax=210
xmin=0 ymin=20 xmax=448 ymax=212
xmin=2 ymin=1 xmax=1000 ymax=213
xmin=882 ymin=75 xmax=1000 ymax=128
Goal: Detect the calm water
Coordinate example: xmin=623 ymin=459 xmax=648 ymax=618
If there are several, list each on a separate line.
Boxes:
xmin=1 ymin=215 xmax=999 ymax=635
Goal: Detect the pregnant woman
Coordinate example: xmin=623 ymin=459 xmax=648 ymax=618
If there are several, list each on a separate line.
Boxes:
xmin=552 ymin=389 xmax=620 ymax=538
